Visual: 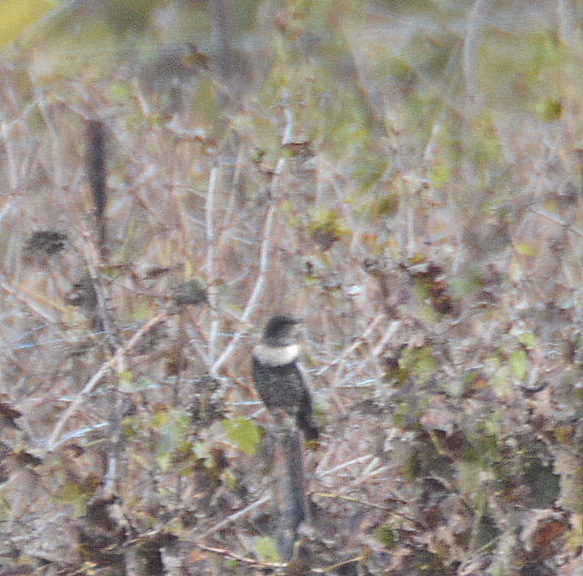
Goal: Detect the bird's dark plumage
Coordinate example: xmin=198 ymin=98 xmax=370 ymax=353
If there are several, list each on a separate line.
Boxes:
xmin=252 ymin=315 xmax=319 ymax=441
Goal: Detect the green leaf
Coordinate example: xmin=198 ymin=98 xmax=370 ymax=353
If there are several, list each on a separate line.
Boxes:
xmin=117 ymin=370 xmax=134 ymax=392
xmin=431 ymin=162 xmax=453 ymax=187
xmin=156 ymin=410 xmax=191 ymax=471
xmin=517 ymin=331 xmax=537 ymax=349
xmin=151 ymin=410 xmax=169 ymax=429
xmin=367 ymin=193 xmax=401 ymax=221
xmin=255 ymin=537 xmax=280 ymax=563
xmin=536 ymin=99 xmax=562 ymax=121
xmin=120 ymin=375 xmax=154 ymax=393
xmin=515 ymin=242 xmax=537 ymax=256
xmin=108 ymin=81 xmax=132 ymax=102
xmin=58 ymin=482 xmax=90 ymax=516
xmin=376 ymin=525 xmax=397 ymax=548
xmin=450 ymin=275 xmax=483 ymax=298
xmin=0 ymin=0 xmax=54 ymax=47
xmin=399 ymin=346 xmax=437 ymax=383
xmin=493 ymin=367 xmax=513 ymax=401
xmin=310 ymin=209 xmax=347 ymax=233
xmin=509 ymin=349 xmax=528 ymax=380
xmin=222 ymin=417 xmax=262 ymax=455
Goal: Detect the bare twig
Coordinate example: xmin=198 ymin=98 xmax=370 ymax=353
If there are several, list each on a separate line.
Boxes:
xmin=34 ymin=88 xmax=64 ymax=188
xmin=198 ymin=493 xmax=271 ymax=538
xmin=206 ymin=166 xmax=220 ymax=362
xmin=208 ymin=101 xmax=295 ymax=376
xmin=529 ymin=207 xmax=583 ymax=238
xmin=209 ymin=200 xmax=277 ymax=377
xmin=0 ymin=277 xmax=61 ymax=324
xmin=318 ymin=453 xmax=376 ymax=477
xmin=81 ymin=227 xmax=119 ymax=352
xmin=0 ymin=117 xmax=19 ymax=191
xmin=315 ymin=313 xmax=388 ymax=377
xmin=315 ymin=493 xmax=423 ymax=528
xmin=193 ymin=541 xmax=286 ymax=569
xmin=462 ymin=0 xmax=488 ymax=98
xmin=45 ymin=310 xmax=170 ymax=453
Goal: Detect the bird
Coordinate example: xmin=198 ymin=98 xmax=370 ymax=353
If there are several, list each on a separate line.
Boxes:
xmin=251 ymin=315 xmax=319 ymax=441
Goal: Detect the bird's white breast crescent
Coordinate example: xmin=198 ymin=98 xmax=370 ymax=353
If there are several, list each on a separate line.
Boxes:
xmin=253 ymin=343 xmax=300 ymax=367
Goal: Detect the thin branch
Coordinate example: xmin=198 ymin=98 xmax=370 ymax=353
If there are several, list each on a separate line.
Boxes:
xmin=0 ymin=277 xmax=60 ymax=324
xmin=192 ymin=542 xmax=296 ymax=570
xmin=462 ymin=0 xmax=489 ymax=99
xmin=198 ymin=493 xmax=271 ymax=538
xmin=529 ymin=207 xmax=583 ymax=238
xmin=195 ymin=541 xmax=333 ymax=573
xmin=44 ymin=310 xmax=170 ymax=453
xmin=209 ymin=200 xmax=277 ymax=377
xmin=318 ymin=453 xmax=376 ymax=477
xmin=315 ymin=492 xmax=424 ymax=528
xmin=0 ymin=115 xmax=19 ymax=191
xmin=315 ymin=313 xmax=388 ymax=377
xmin=372 ymin=319 xmax=402 ymax=356
xmin=208 ymin=101 xmax=295 ymax=376
xmin=206 ymin=166 xmax=219 ymax=362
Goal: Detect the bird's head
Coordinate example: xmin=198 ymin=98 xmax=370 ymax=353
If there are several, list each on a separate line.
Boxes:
xmin=263 ymin=315 xmax=303 ymax=347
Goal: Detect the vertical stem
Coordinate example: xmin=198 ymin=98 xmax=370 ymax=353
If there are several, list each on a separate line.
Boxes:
xmin=206 ymin=167 xmax=219 ymax=362
xmin=87 ymin=120 xmax=108 ymax=260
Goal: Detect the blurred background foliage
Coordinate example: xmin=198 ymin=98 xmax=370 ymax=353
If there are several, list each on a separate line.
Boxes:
xmin=1 ymin=0 xmax=583 ymax=574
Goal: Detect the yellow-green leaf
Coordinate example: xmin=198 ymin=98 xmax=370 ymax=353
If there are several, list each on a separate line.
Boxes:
xmin=536 ymin=99 xmax=562 ymax=122
xmin=515 ymin=242 xmax=537 ymax=256
xmin=517 ymin=332 xmax=537 ymax=349
xmin=255 ymin=537 xmax=280 ymax=563
xmin=156 ymin=410 xmax=191 ymax=471
xmin=509 ymin=349 xmax=528 ymax=380
xmin=222 ymin=417 xmax=261 ymax=455
xmin=0 ymin=0 xmax=54 ymax=48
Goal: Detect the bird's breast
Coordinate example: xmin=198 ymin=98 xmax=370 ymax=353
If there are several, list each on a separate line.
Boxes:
xmin=252 ymin=343 xmax=300 ymax=367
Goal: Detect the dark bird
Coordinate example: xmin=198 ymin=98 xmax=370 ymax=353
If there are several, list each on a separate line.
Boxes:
xmin=252 ymin=315 xmax=319 ymax=441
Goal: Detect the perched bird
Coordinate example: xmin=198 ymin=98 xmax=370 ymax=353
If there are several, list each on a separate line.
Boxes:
xmin=252 ymin=315 xmax=319 ymax=441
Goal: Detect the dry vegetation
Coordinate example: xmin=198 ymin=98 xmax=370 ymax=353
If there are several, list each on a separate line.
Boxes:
xmin=0 ymin=0 xmax=582 ymax=574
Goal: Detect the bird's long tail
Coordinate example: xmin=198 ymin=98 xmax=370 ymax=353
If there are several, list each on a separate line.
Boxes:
xmin=277 ymin=429 xmax=306 ymax=561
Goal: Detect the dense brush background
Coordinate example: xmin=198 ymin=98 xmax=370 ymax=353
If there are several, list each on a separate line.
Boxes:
xmin=0 ymin=0 xmax=582 ymax=574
